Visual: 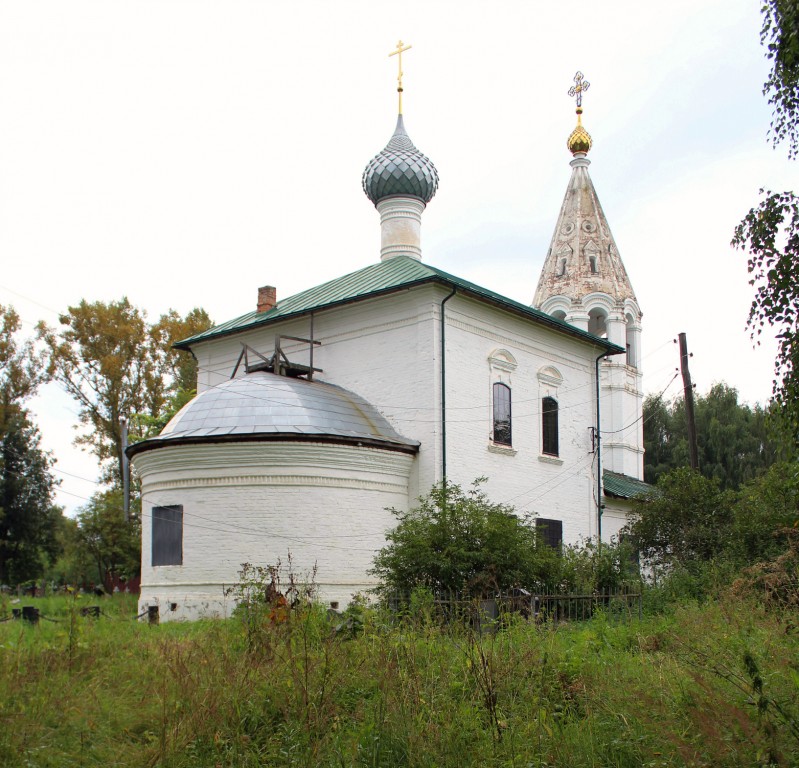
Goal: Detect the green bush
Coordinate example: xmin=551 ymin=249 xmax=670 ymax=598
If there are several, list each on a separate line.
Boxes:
xmin=371 ymin=480 xmax=566 ymax=597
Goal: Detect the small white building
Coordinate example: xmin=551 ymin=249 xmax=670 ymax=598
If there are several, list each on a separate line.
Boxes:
xmin=129 ymin=79 xmax=650 ymax=620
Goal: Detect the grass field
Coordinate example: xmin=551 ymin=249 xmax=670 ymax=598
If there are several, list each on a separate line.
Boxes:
xmin=0 ymin=591 xmax=797 ymax=767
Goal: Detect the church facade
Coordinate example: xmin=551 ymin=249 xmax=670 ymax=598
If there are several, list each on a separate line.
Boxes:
xmin=128 ymin=71 xmax=649 ymax=621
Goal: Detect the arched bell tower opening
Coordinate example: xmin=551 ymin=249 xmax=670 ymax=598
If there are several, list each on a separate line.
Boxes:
xmin=587 ymin=307 xmax=608 ymax=338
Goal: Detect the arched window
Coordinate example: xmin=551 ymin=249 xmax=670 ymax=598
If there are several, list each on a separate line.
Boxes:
xmin=542 ymin=396 xmax=559 ymax=456
xmin=493 ymin=382 xmax=512 ymax=446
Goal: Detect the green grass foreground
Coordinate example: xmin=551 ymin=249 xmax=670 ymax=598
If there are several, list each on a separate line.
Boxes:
xmin=0 ymin=593 xmax=797 ymax=767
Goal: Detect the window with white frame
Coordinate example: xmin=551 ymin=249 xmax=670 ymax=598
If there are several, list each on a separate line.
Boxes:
xmin=493 ymin=382 xmax=512 ymax=446
xmin=537 ymin=366 xmax=563 ymax=459
xmin=488 ymin=349 xmax=518 ymax=450
xmin=542 ymin=397 xmax=559 ymax=456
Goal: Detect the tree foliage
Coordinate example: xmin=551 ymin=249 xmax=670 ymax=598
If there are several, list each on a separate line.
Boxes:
xmin=0 ymin=304 xmax=47 ymax=433
xmin=371 ymin=480 xmax=565 ymax=596
xmin=76 ymin=488 xmax=141 ymax=584
xmin=0 ymin=411 xmax=62 ymax=585
xmin=729 ymin=461 xmax=799 ymax=565
xmin=625 ymin=468 xmax=735 ymax=575
xmin=0 ymin=305 xmax=61 ymax=585
xmin=643 ymin=383 xmax=777 ymax=489
xmin=761 ymin=0 xmax=799 ymax=158
xmin=732 ymin=1 xmax=799 ymax=444
xmin=625 ymin=463 xmax=799 ymax=585
xmin=38 ymin=299 xmax=211 ymax=483
xmin=732 ymin=191 xmax=799 ymax=442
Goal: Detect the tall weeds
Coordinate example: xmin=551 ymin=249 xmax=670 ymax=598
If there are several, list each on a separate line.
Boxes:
xmin=0 ymin=591 xmax=797 ymax=766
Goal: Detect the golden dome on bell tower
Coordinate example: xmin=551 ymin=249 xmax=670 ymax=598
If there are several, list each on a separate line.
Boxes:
xmin=567 ymin=107 xmax=593 ymax=155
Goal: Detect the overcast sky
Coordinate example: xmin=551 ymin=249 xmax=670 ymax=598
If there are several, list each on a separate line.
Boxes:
xmin=0 ymin=0 xmax=793 ymax=515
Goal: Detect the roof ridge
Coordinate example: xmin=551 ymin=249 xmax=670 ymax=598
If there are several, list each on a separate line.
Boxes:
xmin=176 ymin=255 xmax=623 ymax=354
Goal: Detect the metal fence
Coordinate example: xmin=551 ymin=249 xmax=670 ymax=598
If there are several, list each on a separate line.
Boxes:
xmin=384 ymin=588 xmax=642 ymax=625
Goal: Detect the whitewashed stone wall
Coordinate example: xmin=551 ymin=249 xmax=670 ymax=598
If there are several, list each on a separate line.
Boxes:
xmin=134 ymin=442 xmax=413 ymax=621
xmin=194 ymin=285 xmax=610 ymax=544
xmin=437 ymin=292 xmax=603 ymax=543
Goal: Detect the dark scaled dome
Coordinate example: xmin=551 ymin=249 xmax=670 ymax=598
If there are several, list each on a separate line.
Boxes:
xmin=362 ymin=115 xmax=439 ymax=205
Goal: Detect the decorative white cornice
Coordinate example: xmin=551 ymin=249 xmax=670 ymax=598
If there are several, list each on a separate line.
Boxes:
xmin=135 ymin=441 xmax=413 ymax=474
xmin=141 ymin=474 xmax=409 ymax=495
xmin=488 ymin=348 xmax=518 ymax=372
xmin=537 ymin=365 xmax=564 ymax=387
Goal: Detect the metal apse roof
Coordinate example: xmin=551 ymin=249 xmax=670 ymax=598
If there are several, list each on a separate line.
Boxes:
xmin=126 ymin=371 xmax=420 ymax=458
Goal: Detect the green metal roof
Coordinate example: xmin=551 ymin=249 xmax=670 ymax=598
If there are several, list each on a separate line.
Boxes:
xmin=603 ymin=470 xmax=653 ymax=500
xmin=176 ymin=256 xmax=625 ymax=354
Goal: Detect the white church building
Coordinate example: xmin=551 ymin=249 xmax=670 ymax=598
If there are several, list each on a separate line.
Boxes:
xmin=128 ymin=69 xmax=650 ymax=621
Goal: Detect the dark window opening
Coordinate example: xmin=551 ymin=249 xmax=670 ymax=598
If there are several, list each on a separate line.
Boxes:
xmin=589 ymin=255 xmax=598 ymax=273
xmin=542 ymin=396 xmax=559 ymax=456
xmin=493 ymin=382 xmax=512 ymax=446
xmin=152 ymin=505 xmax=183 ymax=566
xmin=536 ymin=518 xmax=563 ymax=550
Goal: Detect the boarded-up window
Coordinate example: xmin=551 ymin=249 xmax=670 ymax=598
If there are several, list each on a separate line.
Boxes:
xmin=536 ymin=518 xmax=563 ymax=550
xmin=493 ymin=382 xmax=512 ymax=446
xmin=542 ymin=397 xmax=559 ymax=456
xmin=152 ymin=505 xmax=183 ymax=566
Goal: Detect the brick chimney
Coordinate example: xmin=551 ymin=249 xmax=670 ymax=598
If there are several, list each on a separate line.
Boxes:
xmin=257 ymin=285 xmax=276 ymax=314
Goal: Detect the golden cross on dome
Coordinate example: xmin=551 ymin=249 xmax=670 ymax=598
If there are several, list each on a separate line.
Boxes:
xmin=568 ymin=71 xmax=590 ymax=109
xmin=389 ymin=40 xmax=412 ymax=114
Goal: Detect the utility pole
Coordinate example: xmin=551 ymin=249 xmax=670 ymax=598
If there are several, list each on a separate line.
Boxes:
xmin=120 ymin=416 xmax=130 ymax=521
xmin=678 ymin=333 xmax=699 ymax=470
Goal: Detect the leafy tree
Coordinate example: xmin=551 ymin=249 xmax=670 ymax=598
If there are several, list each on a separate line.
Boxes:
xmin=76 ymin=488 xmax=141 ymax=585
xmin=732 ymin=192 xmax=799 ymax=443
xmin=0 ymin=304 xmax=47 ymax=433
xmin=150 ymin=307 xmax=212 ymax=394
xmin=0 ymin=305 xmax=61 ymax=585
xmin=732 ymin=1 xmax=799 ymax=444
xmin=624 ymin=468 xmax=735 ymax=574
xmin=371 ymin=480 xmax=563 ymax=596
xmin=38 ymin=299 xmax=212 ymax=484
xmin=643 ymin=383 xmax=776 ymax=489
xmin=0 ymin=411 xmax=62 ymax=584
xmin=47 ymin=514 xmax=97 ymax=586
xmin=729 ymin=461 xmax=799 ymax=566
xmin=761 ymin=0 xmax=799 ymax=158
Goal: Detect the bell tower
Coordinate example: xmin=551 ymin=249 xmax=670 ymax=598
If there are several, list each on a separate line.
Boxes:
xmin=532 ymin=73 xmax=644 ymax=479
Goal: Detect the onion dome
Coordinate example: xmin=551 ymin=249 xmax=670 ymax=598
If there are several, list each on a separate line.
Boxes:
xmin=567 ymin=107 xmax=593 ymax=156
xmin=362 ymin=115 xmax=439 ymax=205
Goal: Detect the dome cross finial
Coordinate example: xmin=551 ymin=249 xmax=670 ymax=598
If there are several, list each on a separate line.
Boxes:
xmin=567 ymin=70 xmax=593 ymax=155
xmin=389 ymin=40 xmax=412 ymax=114
xmin=568 ymin=71 xmax=590 ymax=108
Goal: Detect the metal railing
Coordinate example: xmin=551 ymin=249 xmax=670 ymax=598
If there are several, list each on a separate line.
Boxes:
xmin=383 ymin=587 xmax=642 ymax=625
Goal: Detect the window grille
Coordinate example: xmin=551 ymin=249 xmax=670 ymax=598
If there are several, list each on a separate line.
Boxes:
xmin=152 ymin=505 xmax=183 ymax=566
xmin=536 ymin=518 xmax=563 ymax=549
